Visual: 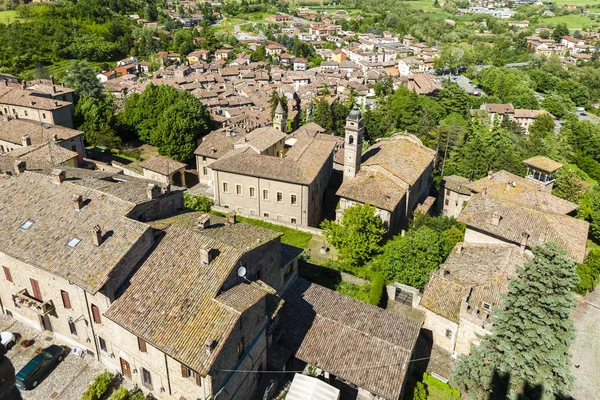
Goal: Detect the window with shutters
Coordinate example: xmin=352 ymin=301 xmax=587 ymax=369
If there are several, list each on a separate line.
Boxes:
xmin=236 ymin=184 xmax=242 ymax=196
xmin=91 ymin=304 xmax=101 ymax=324
xmin=61 ymin=290 xmax=71 ymax=309
xmin=2 ymin=266 xmax=12 ymax=283
xmin=290 ymin=194 xmax=297 ymax=205
xmin=30 ymin=278 xmax=42 ymax=300
xmin=138 ymin=337 xmax=147 ymax=353
xmin=193 ymin=371 xmax=202 ymax=386
xmin=276 ymin=192 xmax=283 ymax=203
xmin=181 ymin=364 xmax=191 ymax=378
xmin=142 ymin=368 xmax=153 ymax=389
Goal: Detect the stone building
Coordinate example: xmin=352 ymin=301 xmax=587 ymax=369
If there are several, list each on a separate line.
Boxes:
xmin=139 ymin=156 xmax=187 ymax=187
xmin=336 ymin=107 xmax=435 ymax=235
xmin=0 ymin=118 xmax=85 ymax=158
xmin=204 ymin=104 xmax=337 ymax=227
xmin=419 ymin=243 xmax=528 ymax=356
xmin=439 ymin=175 xmax=471 ymax=218
xmin=0 ymin=86 xmax=74 ymax=128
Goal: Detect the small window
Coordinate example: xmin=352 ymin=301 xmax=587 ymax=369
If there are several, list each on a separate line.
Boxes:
xmin=181 ymin=364 xmax=191 ymax=378
xmin=69 ymin=320 xmax=77 ymax=336
xmin=138 ymin=337 xmax=147 ymax=353
xmin=291 ymin=194 xmax=297 ymax=205
xmin=348 ymin=135 xmax=354 ymax=145
xmin=236 ymin=184 xmax=242 ymax=195
xmin=262 ymin=189 xmax=269 ymax=200
xmin=203 ymin=167 xmax=208 ymax=175
xmin=2 ymin=266 xmax=12 ymax=283
xmin=91 ymin=304 xmax=101 ymax=324
xmin=291 ymin=218 xmax=297 ymax=224
xmin=42 ymin=113 xmax=46 ymax=119
xmin=99 ymin=337 xmax=107 ymax=352
xmin=249 ymin=187 xmax=256 ymax=198
xmin=61 ymin=290 xmax=72 ymax=309
xmin=222 ymin=182 xmax=229 ymax=193
xmin=263 ymin=212 xmax=269 ymax=218
xmin=202 ymin=156 xmax=207 ymax=162
xmin=446 ymin=189 xmax=450 ymax=196
xmin=276 ymin=192 xmax=283 ymax=203
xmin=445 ymin=199 xmax=449 ymax=206
xmin=67 ymin=238 xmax=81 ymax=248
xmin=483 ymin=302 xmax=491 ymax=310
xmin=20 ymin=220 xmax=34 ymax=230
xmin=445 ymin=329 xmax=453 ymax=339
xmin=194 ymin=371 xmax=202 ymax=386
xmin=142 ymin=368 xmax=153 ymax=389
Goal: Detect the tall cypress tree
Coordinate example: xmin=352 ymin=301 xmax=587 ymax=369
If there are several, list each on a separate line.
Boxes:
xmin=451 ymin=242 xmax=579 ymax=400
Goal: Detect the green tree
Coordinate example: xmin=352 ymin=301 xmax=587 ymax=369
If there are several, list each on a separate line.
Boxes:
xmin=541 ymin=93 xmax=572 ymax=117
xmin=574 ymin=248 xmax=600 ymax=294
xmin=183 ymin=193 xmax=213 ymax=212
xmin=321 ymin=204 xmax=386 ymax=268
xmin=64 ymin=60 xmax=102 ymax=98
xmin=251 ymin=45 xmax=267 ymax=62
xmin=552 ymin=167 xmax=588 ymax=203
xmin=75 ymin=94 xmax=122 ymax=148
xmin=451 ymin=242 xmax=578 ymax=400
xmin=552 ymin=23 xmax=570 ymax=42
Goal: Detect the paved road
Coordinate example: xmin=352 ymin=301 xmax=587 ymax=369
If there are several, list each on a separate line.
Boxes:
xmin=1 ymin=315 xmax=105 ymax=400
xmin=571 ymin=289 xmax=600 ymax=399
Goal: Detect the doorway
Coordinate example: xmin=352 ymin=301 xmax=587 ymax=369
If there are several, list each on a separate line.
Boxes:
xmin=120 ymin=358 xmax=132 ymax=379
xmin=39 ymin=315 xmax=53 ymax=332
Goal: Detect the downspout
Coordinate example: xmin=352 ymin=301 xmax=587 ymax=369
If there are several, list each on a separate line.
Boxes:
xmin=83 ymin=291 xmax=101 ymax=361
xmin=164 ymin=353 xmax=172 ymax=395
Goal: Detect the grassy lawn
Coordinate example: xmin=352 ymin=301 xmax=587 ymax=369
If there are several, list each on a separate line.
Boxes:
xmin=213 ymin=17 xmax=248 ymax=34
xmin=540 ymin=14 xmax=596 ymax=28
xmin=565 ymin=163 xmax=597 ymax=186
xmin=0 ymin=10 xmax=26 ymax=24
xmin=234 ymin=215 xmax=313 ymax=248
xmin=22 ymin=59 xmax=105 ymax=81
xmin=235 ymin=11 xmax=274 ymax=21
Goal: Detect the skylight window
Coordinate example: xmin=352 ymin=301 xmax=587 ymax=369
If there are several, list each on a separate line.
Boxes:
xmin=66 ymin=238 xmax=82 ymax=248
xmin=19 ymin=220 xmax=34 ymax=230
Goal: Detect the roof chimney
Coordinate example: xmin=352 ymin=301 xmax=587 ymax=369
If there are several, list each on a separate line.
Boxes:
xmin=482 ymin=187 xmax=487 ymax=198
xmin=20 ymin=81 xmax=26 ymax=90
xmin=161 ymin=184 xmax=170 ymax=194
xmin=205 ymin=340 xmax=217 ymax=356
xmin=487 ymin=170 xmax=494 ymax=179
xmin=50 ymin=76 xmax=55 ymax=86
xmin=199 ymin=246 xmax=213 ymax=264
xmin=520 ymin=232 xmax=530 ymax=253
xmin=21 ymin=135 xmax=31 ymax=147
xmin=456 ymin=245 xmax=462 ymax=254
xmin=51 ymin=169 xmax=66 ymax=184
xmin=491 ymin=211 xmax=501 ymax=226
xmin=146 ymin=183 xmax=159 ymax=199
xmin=92 ymin=225 xmax=103 ymax=246
xmin=14 ymin=160 xmax=26 ymax=174
xmin=197 ymin=214 xmax=211 ymax=229
xmin=73 ymin=194 xmax=83 ymax=211
xmin=227 ymin=211 xmax=236 ymax=225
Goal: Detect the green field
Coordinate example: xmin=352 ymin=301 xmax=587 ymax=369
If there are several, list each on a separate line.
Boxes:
xmin=21 ymin=59 xmax=105 ymax=81
xmin=550 ymin=0 xmax=600 ymax=5
xmin=0 ymin=10 xmax=26 ymax=24
xmin=541 ymin=14 xmax=596 ymax=28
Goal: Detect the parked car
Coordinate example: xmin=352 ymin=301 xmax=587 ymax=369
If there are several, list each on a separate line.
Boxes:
xmin=15 ymin=345 xmax=64 ymax=390
xmin=0 ymin=331 xmax=15 ymax=350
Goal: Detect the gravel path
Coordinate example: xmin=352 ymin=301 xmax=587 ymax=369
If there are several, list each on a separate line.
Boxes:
xmin=571 ymin=290 xmax=600 ymax=399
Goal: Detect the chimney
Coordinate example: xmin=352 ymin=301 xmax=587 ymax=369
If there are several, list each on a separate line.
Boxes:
xmin=160 ymin=184 xmax=170 ymax=194
xmin=21 ymin=135 xmax=31 ymax=147
xmin=146 ymin=183 xmax=159 ymax=199
xmin=199 ymin=246 xmax=213 ymax=264
xmin=52 ymin=85 xmax=56 ymax=94
xmin=482 ymin=187 xmax=487 ymax=198
xmin=197 ymin=214 xmax=210 ymax=229
xmin=21 ymin=81 xmax=26 ymax=90
xmin=205 ymin=340 xmax=217 ymax=356
xmin=3 ymin=80 xmax=7 ymax=87
xmin=53 ymin=100 xmax=58 ymax=107
xmin=52 ymin=134 xmax=58 ymax=142
xmin=51 ymin=169 xmax=65 ymax=184
xmin=73 ymin=194 xmax=83 ymax=211
xmin=520 ymin=232 xmax=530 ymax=253
xmin=487 ymin=170 xmax=494 ymax=180
xmin=491 ymin=211 xmax=501 ymax=226
xmin=456 ymin=245 xmax=462 ymax=254
xmin=30 ymin=100 xmax=35 ymax=106
xmin=92 ymin=225 xmax=103 ymax=246
xmin=50 ymin=76 xmax=54 ymax=86
xmin=227 ymin=211 xmax=236 ymax=225
xmin=14 ymin=160 xmax=26 ymax=174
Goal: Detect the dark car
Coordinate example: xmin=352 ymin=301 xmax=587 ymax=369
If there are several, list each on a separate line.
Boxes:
xmin=15 ymin=345 xmax=64 ymax=390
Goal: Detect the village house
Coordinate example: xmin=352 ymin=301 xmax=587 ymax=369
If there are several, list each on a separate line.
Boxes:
xmin=419 ymin=242 xmax=528 ymax=356
xmin=398 ymin=57 xmax=426 ymax=76
xmin=266 ymin=44 xmax=285 ymax=57
xmin=0 ymin=85 xmax=74 ymax=128
xmin=139 ymin=156 xmax=187 ymax=187
xmin=439 ymin=175 xmax=472 ymax=218
xmin=477 ymin=103 xmax=550 ymax=133
xmin=561 ymin=35 xmax=585 ymax=49
xmin=400 ymin=74 xmax=442 ymax=96
xmin=187 ymin=50 xmax=211 ymax=63
xmin=336 ymin=106 xmax=435 ymax=235
xmin=0 ymin=118 xmax=85 ymax=157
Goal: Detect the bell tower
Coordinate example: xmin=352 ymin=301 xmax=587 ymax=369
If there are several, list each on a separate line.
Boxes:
xmin=273 ymin=101 xmax=286 ymax=133
xmin=344 ymin=104 xmax=363 ymax=179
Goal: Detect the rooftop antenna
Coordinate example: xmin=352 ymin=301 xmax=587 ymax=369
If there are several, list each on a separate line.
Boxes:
xmin=237 ymin=265 xmax=250 ymax=283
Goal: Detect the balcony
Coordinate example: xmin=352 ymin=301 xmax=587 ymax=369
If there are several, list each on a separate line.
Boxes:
xmin=12 ymin=289 xmax=54 ymax=315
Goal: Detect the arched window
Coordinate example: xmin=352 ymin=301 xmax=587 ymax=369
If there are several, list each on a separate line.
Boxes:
xmin=348 ymin=135 xmax=354 ymax=145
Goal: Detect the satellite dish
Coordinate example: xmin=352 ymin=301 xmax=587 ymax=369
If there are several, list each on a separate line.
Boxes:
xmin=237 ymin=266 xmax=247 ymax=278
